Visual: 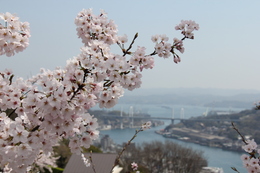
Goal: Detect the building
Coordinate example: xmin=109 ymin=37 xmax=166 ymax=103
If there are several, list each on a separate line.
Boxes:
xmin=200 ymin=167 xmax=224 ymax=173
xmin=101 ymin=135 xmax=114 ymax=152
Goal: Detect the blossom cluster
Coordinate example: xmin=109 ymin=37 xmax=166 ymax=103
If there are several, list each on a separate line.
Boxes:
xmin=240 ymin=139 xmax=260 ymax=172
xmin=0 ymin=12 xmax=30 ymax=57
xmin=141 ymin=121 xmax=152 ymax=130
xmin=0 ymin=66 xmax=101 ymax=172
xmin=75 ymin=8 xmax=117 ymax=46
xmin=81 ymin=153 xmax=90 ymax=167
xmin=0 ymin=9 xmax=198 ymax=172
xmin=131 ymin=162 xmax=138 ymax=170
xmin=175 ymin=20 xmax=199 ymax=39
xmin=150 ymin=20 xmax=198 ymax=64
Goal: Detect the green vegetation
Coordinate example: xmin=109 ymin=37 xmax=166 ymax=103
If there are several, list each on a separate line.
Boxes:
xmin=121 ymin=140 xmax=207 ymax=173
xmin=82 ymin=145 xmax=102 ymax=153
xmin=42 ymin=167 xmax=64 ymax=173
xmin=53 ymin=138 xmax=102 ymax=169
xmin=53 ymin=139 xmax=72 ymax=169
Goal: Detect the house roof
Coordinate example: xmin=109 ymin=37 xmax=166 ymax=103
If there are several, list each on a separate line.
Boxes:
xmin=63 ymin=153 xmax=122 ymax=173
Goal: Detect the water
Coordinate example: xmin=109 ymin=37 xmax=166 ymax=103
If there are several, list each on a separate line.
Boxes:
xmin=93 ymin=103 xmax=248 ymax=173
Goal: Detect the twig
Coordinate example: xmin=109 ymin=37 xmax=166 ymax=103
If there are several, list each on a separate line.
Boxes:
xmin=109 ymin=127 xmax=143 ymax=173
xmin=9 ymin=74 xmax=14 ymax=85
xmin=231 ymin=122 xmax=248 ymax=145
xmin=6 ymin=108 xmax=17 ymax=119
xmin=123 ymin=33 xmax=138 ymax=56
xmin=89 ymin=151 xmax=97 ymax=173
xmin=149 ymin=50 xmax=157 ymax=56
xmin=231 ymin=167 xmax=241 ymax=173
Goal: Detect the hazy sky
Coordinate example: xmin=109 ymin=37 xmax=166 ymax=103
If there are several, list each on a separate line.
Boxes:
xmin=2 ymin=0 xmax=260 ymax=91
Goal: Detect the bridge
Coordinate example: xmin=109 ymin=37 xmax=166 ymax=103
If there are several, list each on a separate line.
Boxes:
xmin=100 ymin=115 xmax=240 ymax=121
xmin=99 ymin=114 xmax=240 ymax=127
xmin=99 ymin=106 xmax=239 ymax=128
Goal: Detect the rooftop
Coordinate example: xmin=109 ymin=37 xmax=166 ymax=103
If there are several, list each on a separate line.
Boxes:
xmin=63 ymin=153 xmax=122 ymax=173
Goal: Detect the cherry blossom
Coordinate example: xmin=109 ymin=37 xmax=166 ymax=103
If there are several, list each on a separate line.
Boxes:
xmin=150 ymin=20 xmax=199 ymax=63
xmin=175 ymin=20 xmax=199 ymax=39
xmin=0 ymin=9 xmax=199 ymax=172
xmin=0 ymin=12 xmax=30 ymax=57
xmin=131 ymin=162 xmax=138 ymax=171
xmin=238 ymin=138 xmax=260 ymax=173
xmin=141 ymin=121 xmax=152 ymax=130
xmin=81 ymin=153 xmax=90 ymax=167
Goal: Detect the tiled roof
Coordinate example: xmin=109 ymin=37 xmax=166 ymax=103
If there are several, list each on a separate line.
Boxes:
xmin=63 ymin=153 xmax=122 ymax=173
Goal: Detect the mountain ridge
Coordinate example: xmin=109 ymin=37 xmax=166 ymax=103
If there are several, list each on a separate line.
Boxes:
xmin=120 ymin=88 xmax=260 ymax=109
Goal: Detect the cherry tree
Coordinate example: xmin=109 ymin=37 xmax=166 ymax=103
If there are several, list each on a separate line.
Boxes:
xmin=0 ymin=9 xmax=198 ymax=172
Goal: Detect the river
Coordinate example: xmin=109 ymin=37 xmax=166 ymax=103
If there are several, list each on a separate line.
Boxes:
xmin=94 ymin=103 xmax=248 ymax=172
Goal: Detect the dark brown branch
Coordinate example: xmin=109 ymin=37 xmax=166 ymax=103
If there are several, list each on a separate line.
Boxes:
xmin=231 ymin=167 xmax=241 ymax=173
xmin=6 ymin=108 xmax=18 ymax=120
xmin=9 ymin=74 xmax=14 ymax=85
xmin=110 ymin=127 xmax=143 ymax=173
xmin=123 ymin=33 xmax=138 ymax=56
xmin=89 ymin=151 xmax=97 ymax=173
xmin=231 ymin=122 xmax=248 ymax=145
xmin=149 ymin=50 xmax=157 ymax=56
xmin=69 ymin=69 xmax=89 ymax=101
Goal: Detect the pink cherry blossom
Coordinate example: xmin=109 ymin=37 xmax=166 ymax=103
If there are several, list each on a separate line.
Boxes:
xmin=131 ymin=162 xmax=138 ymax=171
xmin=0 ymin=12 xmax=30 ymax=57
xmin=0 ymin=8 xmax=199 ymax=172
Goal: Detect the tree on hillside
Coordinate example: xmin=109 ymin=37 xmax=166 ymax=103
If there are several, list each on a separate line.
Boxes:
xmin=121 ymin=140 xmax=207 ymax=173
xmin=53 ymin=138 xmax=102 ymax=169
xmin=53 ymin=139 xmax=71 ymax=169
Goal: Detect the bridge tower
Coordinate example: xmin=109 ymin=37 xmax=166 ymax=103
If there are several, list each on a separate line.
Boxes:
xmin=120 ymin=107 xmax=123 ymax=129
xmin=180 ymin=108 xmax=185 ymax=119
xmin=171 ymin=108 xmax=174 ymax=124
xmin=129 ymin=106 xmax=134 ymax=128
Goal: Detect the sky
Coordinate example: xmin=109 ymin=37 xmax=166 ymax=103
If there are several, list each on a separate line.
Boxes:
xmin=1 ymin=0 xmax=260 ymax=91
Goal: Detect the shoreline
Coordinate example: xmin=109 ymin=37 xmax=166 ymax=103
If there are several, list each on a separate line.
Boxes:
xmin=155 ymin=129 xmax=244 ymax=153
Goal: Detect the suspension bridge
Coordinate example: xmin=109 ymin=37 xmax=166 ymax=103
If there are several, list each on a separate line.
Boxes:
xmin=99 ymin=106 xmax=239 ymax=128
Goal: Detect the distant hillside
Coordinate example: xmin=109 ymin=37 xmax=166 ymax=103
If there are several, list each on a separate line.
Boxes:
xmin=119 ymin=88 xmax=260 ymax=109
xmin=123 ymin=87 xmax=260 ymax=96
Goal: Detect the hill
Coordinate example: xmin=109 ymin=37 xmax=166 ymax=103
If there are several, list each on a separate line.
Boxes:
xmin=166 ymin=108 xmax=260 ymax=144
xmin=119 ymin=87 xmax=260 ymax=109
